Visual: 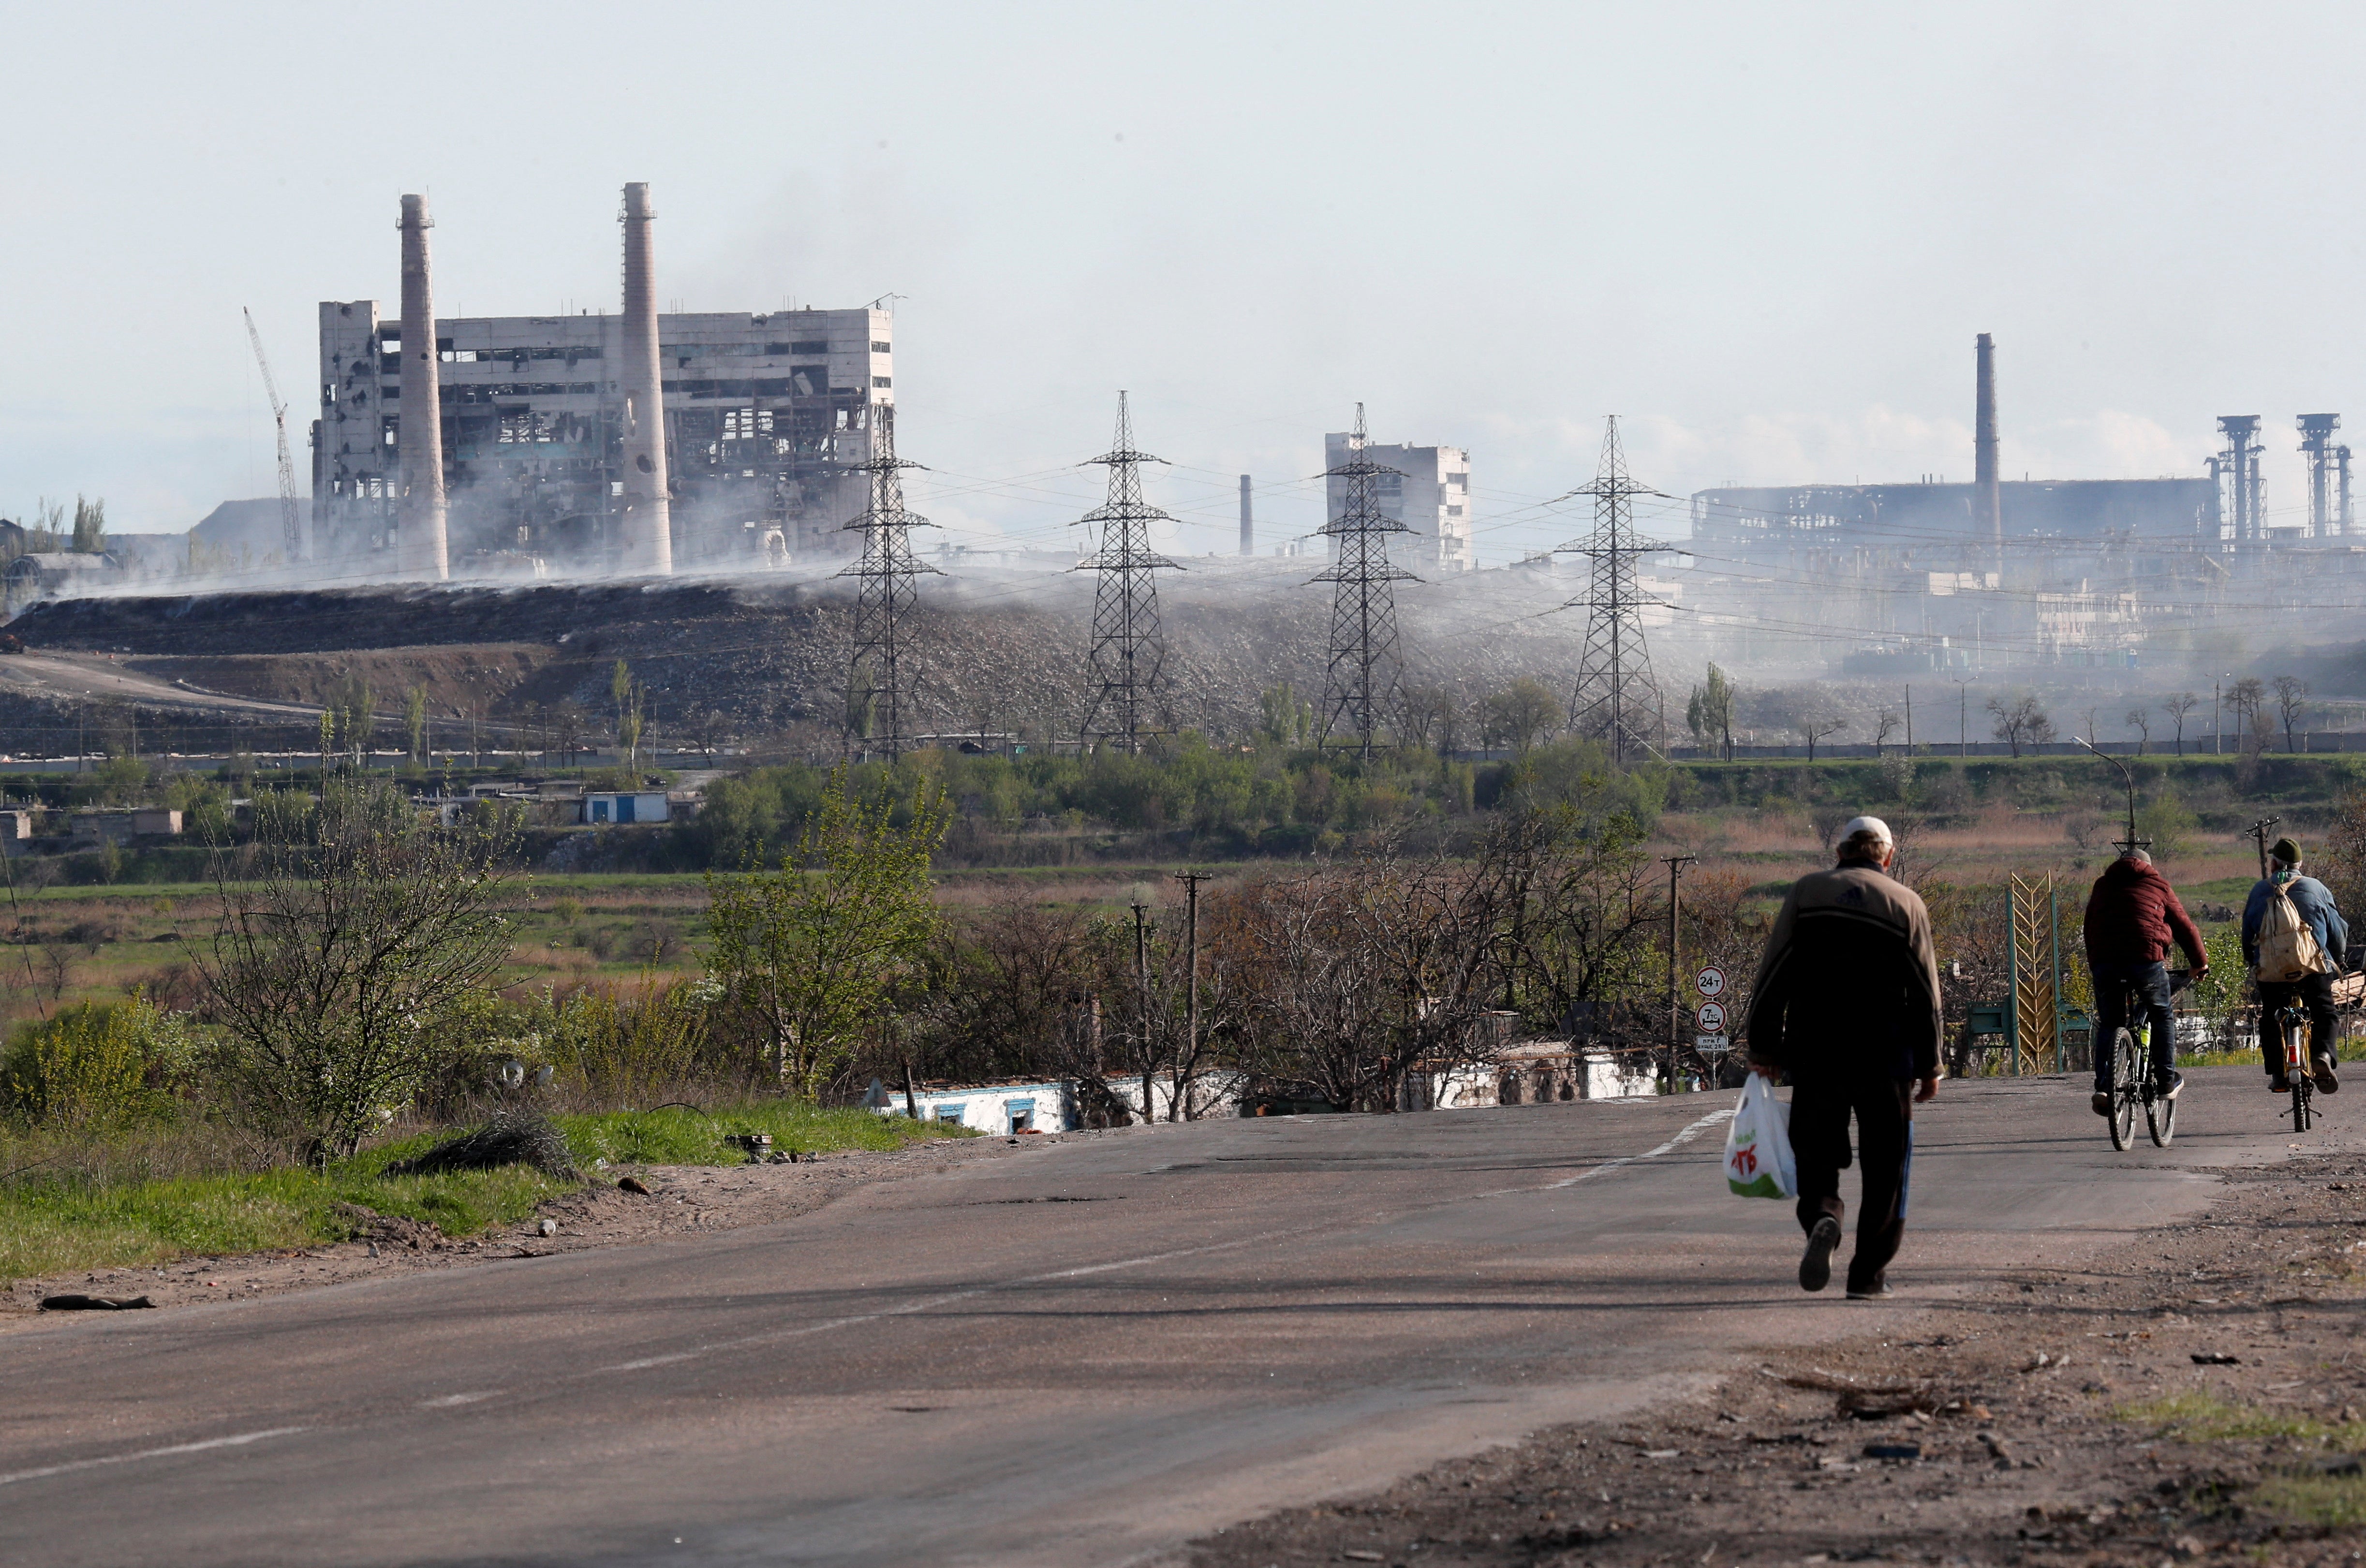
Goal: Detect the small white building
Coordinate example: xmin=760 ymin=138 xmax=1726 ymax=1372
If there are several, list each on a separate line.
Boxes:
xmin=1414 ymin=1040 xmax=1659 ymax=1108
xmin=871 ymin=1079 xmax=1079 ymax=1135
xmin=582 ymin=791 xmax=669 ymax=826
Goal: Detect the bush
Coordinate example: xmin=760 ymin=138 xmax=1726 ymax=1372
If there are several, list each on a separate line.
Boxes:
xmin=1 ymin=999 xmax=193 ymax=1128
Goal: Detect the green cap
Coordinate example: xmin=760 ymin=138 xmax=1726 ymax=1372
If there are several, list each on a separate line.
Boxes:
xmin=2270 ymin=836 xmax=2303 ymax=866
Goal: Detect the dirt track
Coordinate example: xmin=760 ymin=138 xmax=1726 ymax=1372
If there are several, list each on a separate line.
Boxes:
xmin=1188 ymin=1149 xmax=2366 ymax=1567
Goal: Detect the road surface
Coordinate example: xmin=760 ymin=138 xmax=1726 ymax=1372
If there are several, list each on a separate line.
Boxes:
xmin=1 ymin=1068 xmax=2345 ymax=1567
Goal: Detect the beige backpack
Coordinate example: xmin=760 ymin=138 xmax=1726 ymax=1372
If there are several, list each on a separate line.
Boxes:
xmin=2255 ymin=881 xmax=2332 ymax=983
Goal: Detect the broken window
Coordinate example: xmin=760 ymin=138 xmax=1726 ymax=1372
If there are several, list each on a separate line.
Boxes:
xmin=790 ymin=340 xmax=828 ymax=354
xmin=871 ymin=341 xmax=891 ymax=354
xmin=721 ymin=408 xmax=773 ymax=441
xmin=872 ymin=377 xmax=891 ymax=389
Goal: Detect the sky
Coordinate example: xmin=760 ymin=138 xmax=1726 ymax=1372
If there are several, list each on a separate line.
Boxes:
xmin=2 ymin=1 xmax=2363 ymax=562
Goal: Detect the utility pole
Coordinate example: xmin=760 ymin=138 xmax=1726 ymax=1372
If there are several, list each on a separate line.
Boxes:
xmin=1314 ymin=404 xmax=1416 ymax=756
xmin=1562 ymin=416 xmax=1669 ymax=763
xmin=839 ymin=407 xmax=939 ymax=758
xmin=1077 ymin=392 xmax=1181 ymax=753
xmin=1172 ymin=870 xmax=1208 ymax=1121
xmin=1952 ymin=678 xmax=1971 ymax=757
xmin=1662 ymin=854 xmax=1697 ymax=1092
xmin=1904 ymin=684 xmax=1912 ymax=752
xmin=1131 ymin=901 xmax=1153 ymax=1124
xmin=2245 ymin=816 xmax=2282 ymax=879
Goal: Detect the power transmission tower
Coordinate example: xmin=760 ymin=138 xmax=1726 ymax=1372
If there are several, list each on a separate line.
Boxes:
xmin=241 ymin=308 xmax=304 ymax=564
xmin=1315 ymin=404 xmax=1417 ymax=755
xmin=1076 ymin=392 xmax=1181 ymax=752
xmin=839 ymin=407 xmax=939 ymax=756
xmin=1560 ymin=415 xmax=1668 ymax=763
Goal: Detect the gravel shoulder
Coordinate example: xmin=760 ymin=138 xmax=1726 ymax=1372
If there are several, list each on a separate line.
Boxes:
xmin=1187 ymin=1151 xmax=2366 ymax=1568
xmin=0 ymin=1130 xmax=1042 ymax=1330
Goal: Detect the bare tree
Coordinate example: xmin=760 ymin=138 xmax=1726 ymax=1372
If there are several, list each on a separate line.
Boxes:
xmin=2161 ymin=692 xmax=2199 ymax=756
xmin=2226 ymin=677 xmax=2268 ymax=757
xmin=1985 ymin=693 xmax=2055 ymax=757
xmin=1873 ymin=709 xmax=1903 ymax=752
xmin=1784 ymin=695 xmax=1848 ymax=760
xmin=2275 ymin=675 xmax=2310 ymax=754
xmin=2125 ymin=707 xmax=2151 ymax=754
xmin=197 ymin=781 xmax=520 ymax=1161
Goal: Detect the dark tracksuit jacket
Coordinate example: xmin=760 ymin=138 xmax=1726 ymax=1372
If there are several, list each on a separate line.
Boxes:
xmin=1745 ymin=861 xmax=1944 ymax=1291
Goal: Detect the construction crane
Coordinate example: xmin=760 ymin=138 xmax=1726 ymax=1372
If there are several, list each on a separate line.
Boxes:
xmin=242 ymin=307 xmax=304 ymax=564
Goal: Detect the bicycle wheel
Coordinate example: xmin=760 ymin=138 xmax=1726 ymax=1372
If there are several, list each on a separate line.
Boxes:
xmin=2110 ymin=1028 xmax=2138 ymax=1150
xmin=2147 ymin=1077 xmax=2176 ymax=1146
xmin=2294 ymin=1074 xmax=2313 ymax=1132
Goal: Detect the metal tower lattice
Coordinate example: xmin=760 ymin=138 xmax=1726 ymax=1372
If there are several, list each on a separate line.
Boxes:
xmin=1314 ymin=404 xmax=1417 ymax=755
xmin=1076 ymin=392 xmax=1181 ymax=752
xmin=1560 ymin=416 xmax=1668 ymax=763
xmin=839 ymin=407 xmax=939 ymax=755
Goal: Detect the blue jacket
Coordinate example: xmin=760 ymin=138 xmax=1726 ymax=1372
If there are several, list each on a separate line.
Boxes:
xmin=2242 ymin=874 xmax=2350 ymax=970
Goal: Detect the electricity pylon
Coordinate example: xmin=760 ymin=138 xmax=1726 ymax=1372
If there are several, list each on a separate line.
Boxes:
xmin=839 ymin=407 xmax=939 ymax=755
xmin=1076 ymin=392 xmax=1181 ymax=752
xmin=1560 ymin=415 xmax=1667 ymax=763
xmin=1315 ymin=404 xmax=1416 ymax=755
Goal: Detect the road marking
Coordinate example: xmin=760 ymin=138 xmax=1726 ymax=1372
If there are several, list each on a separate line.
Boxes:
xmin=0 ymin=1426 xmax=308 ymax=1488
xmin=1545 ymin=1108 xmax=1736 ymax=1190
xmin=420 ymin=1391 xmax=503 ymax=1407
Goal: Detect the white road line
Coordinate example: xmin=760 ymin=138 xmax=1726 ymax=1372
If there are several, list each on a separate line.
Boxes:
xmin=1545 ymin=1108 xmax=1736 ymax=1189
xmin=0 ymin=1426 xmax=308 ymax=1488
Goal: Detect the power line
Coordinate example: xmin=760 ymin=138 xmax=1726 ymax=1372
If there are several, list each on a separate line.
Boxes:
xmin=1075 ymin=392 xmax=1181 ymax=753
xmin=1313 ymin=404 xmax=1415 ymax=756
xmin=838 ymin=406 xmax=939 ymax=756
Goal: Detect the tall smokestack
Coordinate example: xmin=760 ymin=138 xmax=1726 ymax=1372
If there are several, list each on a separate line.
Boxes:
xmin=1239 ymin=474 xmax=1254 ymax=555
xmin=1974 ymin=332 xmax=2000 ymax=572
xmin=397 ymin=194 xmax=449 ymax=581
xmin=618 ymin=182 xmax=674 ymax=576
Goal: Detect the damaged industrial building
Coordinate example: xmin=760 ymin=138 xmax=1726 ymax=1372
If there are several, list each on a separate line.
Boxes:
xmin=311 ymin=184 xmax=893 ymax=578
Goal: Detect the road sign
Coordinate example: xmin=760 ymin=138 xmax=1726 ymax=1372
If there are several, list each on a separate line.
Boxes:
xmin=1696 ymin=966 xmax=1727 ymax=998
xmin=1695 ymin=1035 xmax=1731 ymax=1055
xmin=1696 ymin=1000 xmax=1727 ymax=1034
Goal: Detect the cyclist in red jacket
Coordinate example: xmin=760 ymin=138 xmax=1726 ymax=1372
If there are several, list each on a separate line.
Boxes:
xmin=2081 ymin=846 xmax=2208 ymax=1115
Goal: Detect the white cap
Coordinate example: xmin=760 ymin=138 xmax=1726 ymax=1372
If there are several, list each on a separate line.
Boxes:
xmin=1840 ymin=815 xmax=1893 ymax=846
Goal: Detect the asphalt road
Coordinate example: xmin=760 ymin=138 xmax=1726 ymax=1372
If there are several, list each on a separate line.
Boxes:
xmin=2 ymin=1067 xmax=2350 ymax=1568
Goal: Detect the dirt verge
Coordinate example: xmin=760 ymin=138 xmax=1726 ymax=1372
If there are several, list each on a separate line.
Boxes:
xmin=0 ymin=1130 xmax=1054 ymax=1330
xmin=1187 ymin=1155 xmax=2366 ymax=1567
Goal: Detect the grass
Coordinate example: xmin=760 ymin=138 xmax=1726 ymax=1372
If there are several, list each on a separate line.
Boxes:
xmin=2251 ymin=1473 xmax=2366 ymax=1527
xmin=2115 ymin=1391 xmax=2351 ymax=1445
xmin=0 ymin=1103 xmax=972 ymax=1284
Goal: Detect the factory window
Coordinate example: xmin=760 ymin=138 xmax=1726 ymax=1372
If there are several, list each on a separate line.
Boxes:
xmin=441 ymin=349 xmax=480 ymax=363
xmin=382 ymin=416 xmax=399 ymax=448
xmin=436 ymin=338 xmax=453 ymax=353
xmin=381 ymin=385 xmax=399 ymax=400
xmin=790 ymin=340 xmax=828 ymax=354
xmin=872 ymin=377 xmax=892 ymax=389
xmin=380 ymin=354 xmax=401 ymax=375
xmin=498 ymin=410 xmax=560 ymax=444
xmin=1447 ymin=472 xmax=1466 ymax=487
xmin=871 ymin=341 xmax=891 ymax=354
xmin=721 ymin=408 xmax=773 ymax=441
xmin=1447 ymin=505 xmax=1464 ymax=517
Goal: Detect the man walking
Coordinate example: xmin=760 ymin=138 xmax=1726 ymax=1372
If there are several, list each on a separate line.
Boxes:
xmin=1745 ymin=816 xmax=1943 ymax=1300
xmin=2081 ymin=845 xmax=2208 ymax=1115
xmin=2243 ymin=836 xmax=2350 ymax=1094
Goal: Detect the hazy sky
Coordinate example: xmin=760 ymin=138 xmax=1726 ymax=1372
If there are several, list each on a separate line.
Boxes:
xmin=3 ymin=2 xmax=2361 ymax=561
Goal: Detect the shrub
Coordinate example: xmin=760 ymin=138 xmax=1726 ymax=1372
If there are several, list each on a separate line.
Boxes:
xmin=1 ymin=998 xmax=192 ymax=1128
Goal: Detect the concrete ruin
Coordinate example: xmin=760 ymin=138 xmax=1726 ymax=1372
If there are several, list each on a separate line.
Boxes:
xmin=313 ymin=184 xmax=890 ymax=579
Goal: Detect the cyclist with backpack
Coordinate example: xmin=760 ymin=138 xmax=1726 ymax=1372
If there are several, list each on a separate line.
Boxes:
xmin=2243 ymin=837 xmax=2351 ymax=1095
xmin=2082 ymin=845 xmax=2208 ymax=1117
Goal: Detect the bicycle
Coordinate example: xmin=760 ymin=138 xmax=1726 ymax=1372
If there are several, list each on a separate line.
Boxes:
xmin=2103 ymin=969 xmax=2194 ymax=1151
xmin=2261 ymin=969 xmax=2366 ymax=1133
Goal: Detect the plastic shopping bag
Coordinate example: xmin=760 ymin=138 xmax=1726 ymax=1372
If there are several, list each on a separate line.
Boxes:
xmin=1723 ymin=1075 xmax=1796 ymax=1199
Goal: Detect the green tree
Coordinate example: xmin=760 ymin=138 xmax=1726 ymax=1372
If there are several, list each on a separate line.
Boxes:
xmin=70 ymin=495 xmax=106 ymax=554
xmin=405 ymin=685 xmax=429 ymax=770
xmin=704 ymin=767 xmax=947 ymax=1098
xmin=1686 ymin=664 xmax=1737 ymax=759
xmin=620 ymin=681 xmax=647 ymax=772
xmin=1258 ymin=683 xmax=1312 ymax=747
xmin=197 ymin=780 xmax=519 ymax=1161
xmin=1480 ymin=679 xmax=1561 ymax=753
xmin=611 ymin=660 xmax=634 ymax=751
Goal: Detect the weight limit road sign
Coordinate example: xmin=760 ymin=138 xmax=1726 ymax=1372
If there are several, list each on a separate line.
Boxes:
xmin=1696 ymin=966 xmax=1726 ymax=998
xmin=1696 ymin=1000 xmax=1727 ymax=1034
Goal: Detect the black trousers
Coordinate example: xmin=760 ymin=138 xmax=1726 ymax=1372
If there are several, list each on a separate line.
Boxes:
xmin=2092 ymin=959 xmax=2174 ymax=1093
xmin=2258 ymin=973 xmax=2338 ymax=1078
xmin=1791 ymin=1076 xmax=1915 ymax=1294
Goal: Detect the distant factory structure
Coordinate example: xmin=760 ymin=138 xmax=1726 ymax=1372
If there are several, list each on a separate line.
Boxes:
xmin=1322 ymin=431 xmax=1474 ymax=572
xmin=1682 ymin=335 xmax=2366 ymax=673
xmin=312 ymin=185 xmax=892 ymax=578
